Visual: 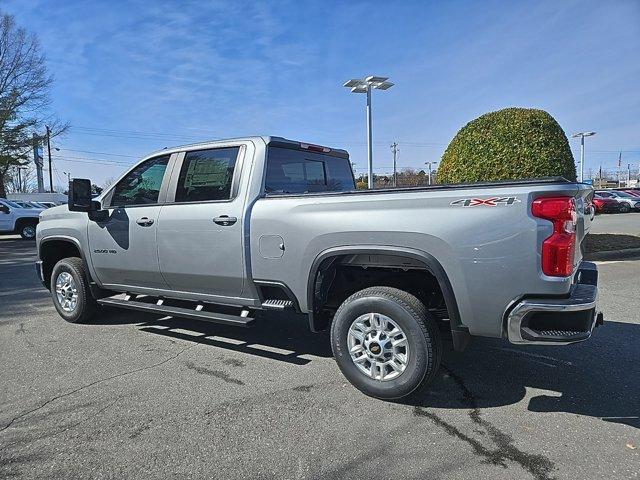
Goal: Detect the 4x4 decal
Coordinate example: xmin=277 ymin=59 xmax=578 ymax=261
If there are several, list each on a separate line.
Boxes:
xmin=450 ymin=197 xmax=521 ymax=207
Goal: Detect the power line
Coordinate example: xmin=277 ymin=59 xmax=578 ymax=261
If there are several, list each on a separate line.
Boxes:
xmin=51 ymin=155 xmax=133 ymax=166
xmin=57 ymin=148 xmax=138 ymax=158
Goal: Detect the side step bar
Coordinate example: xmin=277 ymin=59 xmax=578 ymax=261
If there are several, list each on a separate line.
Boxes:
xmin=261 ymin=299 xmax=294 ymax=310
xmin=97 ymin=297 xmax=255 ymax=327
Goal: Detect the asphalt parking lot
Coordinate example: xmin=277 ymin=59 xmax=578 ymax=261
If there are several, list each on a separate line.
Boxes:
xmin=590 ymin=210 xmax=640 ymax=235
xmin=0 ymin=236 xmax=638 ymax=479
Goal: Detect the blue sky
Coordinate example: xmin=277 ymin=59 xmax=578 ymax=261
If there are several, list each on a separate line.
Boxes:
xmin=5 ymin=0 xmax=640 ymax=187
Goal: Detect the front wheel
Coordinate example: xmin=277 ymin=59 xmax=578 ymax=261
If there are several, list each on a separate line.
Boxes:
xmin=330 ymin=286 xmax=442 ymax=400
xmin=619 ymin=203 xmax=631 ymax=213
xmin=51 ymin=257 xmax=97 ymax=323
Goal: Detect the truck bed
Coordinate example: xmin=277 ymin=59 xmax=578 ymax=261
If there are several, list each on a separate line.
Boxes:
xmin=250 ymin=178 xmax=592 ymax=339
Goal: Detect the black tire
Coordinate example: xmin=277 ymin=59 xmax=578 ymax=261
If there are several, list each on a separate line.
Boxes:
xmin=619 ymin=204 xmax=630 ymax=213
xmin=18 ymin=221 xmax=37 ymax=240
xmin=50 ymin=257 xmax=97 ymax=323
xmin=330 ymin=286 xmax=442 ymax=400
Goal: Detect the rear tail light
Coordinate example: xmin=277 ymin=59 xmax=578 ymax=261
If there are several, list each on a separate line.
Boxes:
xmin=532 ymin=196 xmax=577 ymax=277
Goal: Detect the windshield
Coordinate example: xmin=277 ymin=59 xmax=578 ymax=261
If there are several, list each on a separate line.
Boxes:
xmin=0 ymin=199 xmax=23 ymax=208
xmin=614 ymin=191 xmax=635 ymax=198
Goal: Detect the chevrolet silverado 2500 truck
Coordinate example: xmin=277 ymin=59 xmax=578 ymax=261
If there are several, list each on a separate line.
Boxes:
xmin=35 ymin=136 xmax=602 ymax=399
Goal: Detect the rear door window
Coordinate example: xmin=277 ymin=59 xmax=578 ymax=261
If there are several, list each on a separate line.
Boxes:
xmin=174 ymin=147 xmax=240 ymax=202
xmin=265 ymin=147 xmax=354 ymax=194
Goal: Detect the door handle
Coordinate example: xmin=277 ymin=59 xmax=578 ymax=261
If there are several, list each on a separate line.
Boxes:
xmin=213 ymin=215 xmax=237 ymax=226
xmin=136 ymin=217 xmax=154 ymax=227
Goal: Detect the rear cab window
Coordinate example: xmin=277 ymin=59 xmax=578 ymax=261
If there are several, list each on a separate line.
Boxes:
xmin=265 ymin=146 xmax=355 ymax=195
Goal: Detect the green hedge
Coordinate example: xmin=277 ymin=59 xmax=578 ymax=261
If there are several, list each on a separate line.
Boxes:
xmin=437 ymin=108 xmax=576 ymax=184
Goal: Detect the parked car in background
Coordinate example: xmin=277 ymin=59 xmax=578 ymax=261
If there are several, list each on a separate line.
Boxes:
xmin=0 ymin=198 xmax=41 ymax=239
xmin=13 ymin=200 xmax=44 ymax=210
xmin=36 ymin=201 xmax=58 ymax=208
xmin=595 ymin=190 xmax=640 ymax=213
xmin=27 ymin=201 xmax=47 ymax=209
xmin=615 ymin=189 xmax=640 ymax=198
xmin=592 ymin=195 xmax=620 ymax=214
xmin=7 ymin=192 xmax=67 ymax=207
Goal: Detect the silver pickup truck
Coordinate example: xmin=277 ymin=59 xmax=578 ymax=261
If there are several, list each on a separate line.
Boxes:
xmin=35 ymin=136 xmax=602 ymax=399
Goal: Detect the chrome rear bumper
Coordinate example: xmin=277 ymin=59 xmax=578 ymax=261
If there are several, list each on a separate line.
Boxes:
xmin=507 ymin=262 xmax=602 ymax=345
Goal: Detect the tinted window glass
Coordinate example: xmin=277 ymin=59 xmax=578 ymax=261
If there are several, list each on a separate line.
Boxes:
xmin=175 ymin=147 xmax=239 ymax=202
xmin=265 ymin=147 xmax=354 ymax=194
xmin=111 ymin=155 xmax=169 ymax=206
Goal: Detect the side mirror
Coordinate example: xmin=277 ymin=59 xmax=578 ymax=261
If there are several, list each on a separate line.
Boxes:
xmin=68 ymin=178 xmax=96 ymax=212
xmin=0 ymin=204 xmax=9 ymax=214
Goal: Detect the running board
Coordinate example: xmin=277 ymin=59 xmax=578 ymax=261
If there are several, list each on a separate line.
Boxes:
xmin=97 ymin=297 xmax=255 ymax=327
xmin=261 ymin=299 xmax=294 ymax=310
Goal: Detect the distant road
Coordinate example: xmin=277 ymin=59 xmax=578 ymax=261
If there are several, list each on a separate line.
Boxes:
xmin=590 ymin=212 xmax=640 ymax=235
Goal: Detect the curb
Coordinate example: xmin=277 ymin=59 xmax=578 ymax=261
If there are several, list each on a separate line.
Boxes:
xmin=584 ymin=248 xmax=640 ymax=262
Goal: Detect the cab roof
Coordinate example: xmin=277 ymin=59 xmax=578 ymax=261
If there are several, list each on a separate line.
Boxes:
xmin=144 ymin=136 xmax=349 ymax=160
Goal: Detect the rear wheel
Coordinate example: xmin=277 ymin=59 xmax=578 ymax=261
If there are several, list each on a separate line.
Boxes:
xmin=51 ymin=257 xmax=97 ymax=323
xmin=330 ymin=286 xmax=442 ymax=400
xmin=19 ymin=221 xmax=37 ymax=240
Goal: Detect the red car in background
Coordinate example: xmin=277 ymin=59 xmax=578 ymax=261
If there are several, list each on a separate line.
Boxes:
xmin=592 ymin=195 xmax=621 ymax=214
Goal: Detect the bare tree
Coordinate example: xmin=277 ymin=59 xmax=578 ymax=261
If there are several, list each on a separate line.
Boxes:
xmin=0 ymin=13 xmax=65 ymax=197
xmin=102 ymin=176 xmax=117 ymax=189
xmin=5 ymin=163 xmax=35 ymax=193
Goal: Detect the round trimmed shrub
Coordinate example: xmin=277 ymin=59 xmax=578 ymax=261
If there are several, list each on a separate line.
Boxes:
xmin=437 ymin=108 xmax=576 ymax=184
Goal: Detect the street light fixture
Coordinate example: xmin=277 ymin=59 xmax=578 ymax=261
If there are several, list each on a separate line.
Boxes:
xmin=344 ymin=76 xmax=394 ymax=189
xmin=572 ymin=131 xmax=596 ymax=183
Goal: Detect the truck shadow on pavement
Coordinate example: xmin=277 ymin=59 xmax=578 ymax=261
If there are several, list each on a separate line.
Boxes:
xmin=95 ymin=307 xmax=333 ymax=365
xmin=97 ymin=305 xmax=639 ymax=430
xmin=413 ymin=320 xmax=639 ymax=429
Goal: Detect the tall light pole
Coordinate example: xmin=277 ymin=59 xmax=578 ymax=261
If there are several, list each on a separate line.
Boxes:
xmin=572 ymin=131 xmax=596 ymax=183
xmin=426 ymin=161 xmax=438 ymax=186
xmin=343 ymin=76 xmax=394 ymax=189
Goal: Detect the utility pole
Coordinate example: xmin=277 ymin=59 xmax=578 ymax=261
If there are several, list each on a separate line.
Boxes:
xmin=598 ymin=165 xmax=602 ymax=189
xmin=628 ymin=163 xmax=631 ymax=187
xmin=426 ymin=161 xmax=438 ymax=186
xmin=617 ymin=151 xmax=622 ymax=188
xmin=32 ymin=133 xmax=44 ymax=193
xmin=390 ymin=142 xmax=399 ymax=187
xmin=45 ymin=125 xmax=53 ymax=193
